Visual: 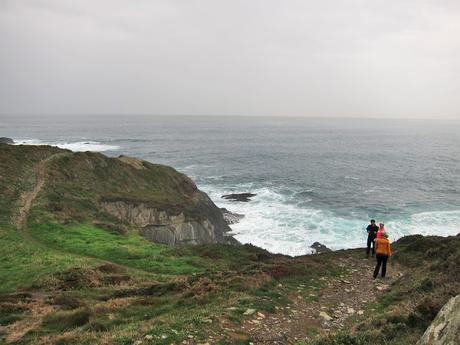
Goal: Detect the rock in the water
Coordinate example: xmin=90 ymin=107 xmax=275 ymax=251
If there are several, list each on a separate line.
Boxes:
xmin=0 ymin=137 xmax=14 ymax=144
xmin=221 ymin=193 xmax=256 ymax=202
xmin=416 ymin=294 xmax=460 ymax=345
xmin=220 ymin=208 xmax=245 ymax=224
xmin=310 ymin=242 xmax=332 ymax=254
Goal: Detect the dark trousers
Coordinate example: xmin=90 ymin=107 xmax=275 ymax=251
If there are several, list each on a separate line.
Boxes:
xmin=366 ymin=237 xmax=375 ymax=255
xmin=373 ymin=254 xmax=388 ymax=278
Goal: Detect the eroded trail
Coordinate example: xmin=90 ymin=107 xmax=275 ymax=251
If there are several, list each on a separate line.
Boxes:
xmin=230 ymin=255 xmax=403 ymax=345
xmin=13 ymin=153 xmax=69 ymax=238
xmin=1 ymin=293 xmax=53 ymax=344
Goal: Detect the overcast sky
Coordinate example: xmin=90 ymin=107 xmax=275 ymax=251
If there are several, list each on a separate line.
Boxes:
xmin=0 ymin=0 xmax=459 ymax=118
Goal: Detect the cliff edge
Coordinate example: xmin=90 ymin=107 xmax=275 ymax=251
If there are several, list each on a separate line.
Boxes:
xmin=1 ymin=143 xmax=235 ymax=245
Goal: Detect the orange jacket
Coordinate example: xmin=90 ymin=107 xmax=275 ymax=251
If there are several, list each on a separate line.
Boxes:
xmin=375 ymin=238 xmax=391 ymax=257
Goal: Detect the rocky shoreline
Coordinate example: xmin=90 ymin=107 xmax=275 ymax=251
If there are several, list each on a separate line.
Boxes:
xmin=220 ymin=208 xmax=245 ymax=225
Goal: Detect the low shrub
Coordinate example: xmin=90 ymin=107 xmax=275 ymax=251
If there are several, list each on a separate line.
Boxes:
xmin=53 ymin=294 xmax=85 ymax=310
xmin=42 ymin=308 xmax=91 ymax=331
xmin=311 ymin=332 xmax=372 ymax=345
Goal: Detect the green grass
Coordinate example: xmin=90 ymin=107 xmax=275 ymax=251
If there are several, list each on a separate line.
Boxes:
xmin=243 ymin=282 xmax=291 ymax=313
xmin=28 ymin=220 xmax=210 ymax=275
xmin=0 ymin=143 xmax=64 ymax=224
xmin=0 ymin=225 xmax=98 ymax=293
xmin=42 ymin=150 xmax=206 ymax=220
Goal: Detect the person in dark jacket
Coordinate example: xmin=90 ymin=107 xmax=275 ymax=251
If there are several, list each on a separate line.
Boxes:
xmin=366 ymin=219 xmax=378 ymax=257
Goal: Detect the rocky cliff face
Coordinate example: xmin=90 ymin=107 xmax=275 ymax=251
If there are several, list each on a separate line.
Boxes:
xmin=416 ymin=294 xmax=460 ymax=345
xmin=101 ymin=194 xmax=235 ymax=245
xmin=88 ymin=155 xmax=238 ymax=245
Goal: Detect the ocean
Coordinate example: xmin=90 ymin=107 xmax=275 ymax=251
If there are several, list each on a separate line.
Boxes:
xmin=1 ymin=114 xmax=459 ymax=256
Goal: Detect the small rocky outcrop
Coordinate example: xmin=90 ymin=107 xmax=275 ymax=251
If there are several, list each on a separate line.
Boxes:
xmin=310 ymin=242 xmax=332 ymax=254
xmin=222 ymin=193 xmax=256 ymax=202
xmin=117 ymin=155 xmax=145 ymax=170
xmin=416 ymin=294 xmax=460 ymax=345
xmin=0 ymin=137 xmax=14 ymax=144
xmin=220 ymin=208 xmax=245 ymax=225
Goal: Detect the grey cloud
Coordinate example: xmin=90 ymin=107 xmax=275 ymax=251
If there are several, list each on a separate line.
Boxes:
xmin=0 ymin=0 xmax=459 ymax=118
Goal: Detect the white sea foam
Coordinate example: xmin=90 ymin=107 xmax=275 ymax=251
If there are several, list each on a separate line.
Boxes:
xmin=386 ymin=211 xmax=460 ymax=240
xmin=344 ymin=176 xmax=360 ymax=180
xmin=14 ymin=139 xmax=119 ymax=152
xmin=203 ymin=185 xmax=460 ymax=256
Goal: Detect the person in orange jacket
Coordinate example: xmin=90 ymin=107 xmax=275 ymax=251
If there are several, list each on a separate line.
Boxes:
xmin=373 ymin=231 xmax=391 ymax=279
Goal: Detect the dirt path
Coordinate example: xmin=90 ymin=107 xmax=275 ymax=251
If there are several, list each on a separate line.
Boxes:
xmin=228 ymin=255 xmax=404 ymax=344
xmin=1 ymin=292 xmax=53 ymax=344
xmin=13 ymin=153 xmax=69 ymax=238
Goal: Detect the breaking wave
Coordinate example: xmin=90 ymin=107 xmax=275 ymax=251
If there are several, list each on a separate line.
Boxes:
xmin=14 ymin=139 xmax=120 ymax=152
xmin=203 ymin=185 xmax=460 ymax=256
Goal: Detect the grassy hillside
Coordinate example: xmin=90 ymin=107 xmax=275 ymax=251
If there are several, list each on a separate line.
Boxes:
xmin=39 ymin=151 xmax=203 ymax=222
xmin=0 ymin=143 xmax=458 ymax=345
xmin=0 ymin=144 xmax=63 ymax=224
xmin=0 ymin=144 xmax=97 ymax=294
xmin=0 ymin=143 xmax=225 ymax=294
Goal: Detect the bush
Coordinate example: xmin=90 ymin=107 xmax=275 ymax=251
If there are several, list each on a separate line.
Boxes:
xmin=0 ymin=313 xmax=22 ymax=326
xmin=42 ymin=308 xmax=91 ymax=331
xmin=311 ymin=333 xmax=372 ymax=345
xmin=53 ymin=294 xmax=85 ymax=310
xmin=85 ymin=319 xmax=111 ymax=332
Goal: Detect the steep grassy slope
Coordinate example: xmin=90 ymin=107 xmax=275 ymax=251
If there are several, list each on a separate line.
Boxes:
xmin=39 ymin=151 xmax=203 ymax=221
xmin=0 ymin=144 xmax=63 ymax=224
xmin=0 ymin=144 xmax=98 ymax=293
xmin=0 ymin=143 xmax=231 ymax=294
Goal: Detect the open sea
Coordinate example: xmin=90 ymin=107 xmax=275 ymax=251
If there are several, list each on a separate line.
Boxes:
xmin=1 ymin=115 xmax=459 ymax=256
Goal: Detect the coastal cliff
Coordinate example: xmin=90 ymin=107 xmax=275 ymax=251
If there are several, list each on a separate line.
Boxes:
xmin=0 ymin=143 xmax=235 ymax=246
xmin=100 ymin=196 xmax=234 ymax=245
xmin=0 ymin=143 xmax=459 ymax=345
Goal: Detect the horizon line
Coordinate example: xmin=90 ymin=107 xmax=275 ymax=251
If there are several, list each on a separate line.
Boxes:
xmin=0 ymin=113 xmax=459 ymax=121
